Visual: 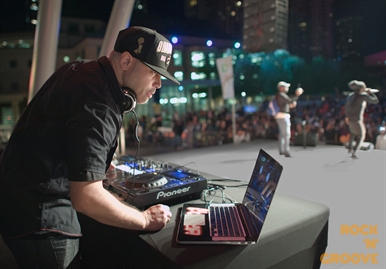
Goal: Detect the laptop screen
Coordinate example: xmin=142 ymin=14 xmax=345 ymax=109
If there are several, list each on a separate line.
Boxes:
xmin=242 ymin=149 xmax=283 ymax=234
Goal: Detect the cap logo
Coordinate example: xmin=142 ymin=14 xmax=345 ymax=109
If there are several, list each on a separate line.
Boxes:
xmin=156 ymin=41 xmax=172 ymax=54
xmin=134 ymin=37 xmax=144 ymax=55
xmin=156 ymin=41 xmax=172 ymax=67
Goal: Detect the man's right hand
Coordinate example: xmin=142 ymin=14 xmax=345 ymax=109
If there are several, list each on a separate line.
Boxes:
xmin=290 ymin=101 xmax=297 ymax=108
xmin=142 ymin=204 xmax=172 ymax=231
xmin=295 ymin=87 xmax=304 ymax=96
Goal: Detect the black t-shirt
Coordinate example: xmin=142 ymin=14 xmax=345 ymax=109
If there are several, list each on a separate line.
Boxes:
xmin=275 ymin=92 xmax=298 ymax=114
xmin=0 ymin=56 xmax=125 ymax=237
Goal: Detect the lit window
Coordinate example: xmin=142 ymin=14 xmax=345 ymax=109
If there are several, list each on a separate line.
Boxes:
xmin=170 ymin=97 xmax=179 ymax=104
xmin=192 ymin=93 xmax=206 ymax=99
xmin=191 ymin=72 xmax=206 ymax=80
xmin=174 ymin=71 xmax=184 ymax=81
xmin=208 ymin=52 xmax=216 ymax=67
xmin=299 ymin=22 xmax=307 ymax=28
xmin=190 ymin=0 xmax=197 ymax=7
xmin=159 ymin=98 xmax=168 ymax=105
xmin=191 ymin=51 xmax=205 ymax=68
xmin=30 ymin=3 xmax=38 ymax=11
xmin=173 ymin=50 xmax=182 ymax=66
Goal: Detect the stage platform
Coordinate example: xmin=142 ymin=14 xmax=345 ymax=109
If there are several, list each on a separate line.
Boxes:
xmin=1 ymin=140 xmax=384 ymax=268
xmin=141 ymin=139 xmax=385 ymax=269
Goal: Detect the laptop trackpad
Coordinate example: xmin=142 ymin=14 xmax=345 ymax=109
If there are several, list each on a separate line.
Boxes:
xmin=184 ymin=214 xmax=205 ymax=226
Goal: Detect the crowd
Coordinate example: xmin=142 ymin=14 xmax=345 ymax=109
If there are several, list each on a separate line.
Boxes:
xmin=126 ymin=92 xmax=386 ymax=151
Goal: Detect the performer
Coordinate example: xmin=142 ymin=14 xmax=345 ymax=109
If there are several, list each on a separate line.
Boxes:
xmin=274 ymin=81 xmax=304 ymax=157
xmin=344 ymin=80 xmax=379 ymax=158
xmin=0 ymin=26 xmax=179 ymax=268
xmin=375 ymin=126 xmax=386 ymax=150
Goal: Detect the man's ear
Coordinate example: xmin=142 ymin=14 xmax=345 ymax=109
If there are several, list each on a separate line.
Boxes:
xmin=120 ymin=51 xmax=133 ymax=71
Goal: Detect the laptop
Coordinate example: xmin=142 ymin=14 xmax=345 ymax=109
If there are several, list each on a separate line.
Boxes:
xmin=176 ymin=149 xmax=283 ymax=245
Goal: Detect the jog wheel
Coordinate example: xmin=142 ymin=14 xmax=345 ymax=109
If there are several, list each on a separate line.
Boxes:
xmin=124 ymin=173 xmax=168 ymax=189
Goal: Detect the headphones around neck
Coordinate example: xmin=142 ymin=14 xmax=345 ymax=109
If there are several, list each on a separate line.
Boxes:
xmin=120 ymin=87 xmax=137 ymax=114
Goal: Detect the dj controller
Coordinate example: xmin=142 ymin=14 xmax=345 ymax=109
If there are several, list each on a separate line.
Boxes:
xmin=103 ymin=155 xmax=208 ymax=209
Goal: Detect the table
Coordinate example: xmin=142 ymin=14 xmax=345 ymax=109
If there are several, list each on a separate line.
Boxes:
xmin=138 ymin=187 xmax=329 ymax=269
xmin=79 ymin=169 xmax=329 ymax=269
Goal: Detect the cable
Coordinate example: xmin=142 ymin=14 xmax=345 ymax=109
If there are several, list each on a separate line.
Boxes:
xmin=169 ymin=161 xmax=200 ymax=176
xmin=126 ymin=110 xmax=141 ymax=198
xmin=208 ymin=178 xmax=243 ymax=182
xmin=131 ymin=110 xmax=140 ymax=160
xmin=208 ymin=178 xmax=248 ymax=188
xmin=202 ymin=185 xmax=236 ymax=204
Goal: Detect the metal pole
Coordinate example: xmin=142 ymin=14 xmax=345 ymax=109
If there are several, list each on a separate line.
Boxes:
xmin=28 ymin=0 xmax=62 ymax=103
xmin=231 ymin=100 xmax=236 ymax=144
xmin=99 ymin=0 xmax=135 ymax=57
xmin=101 ymin=0 xmax=135 ymax=155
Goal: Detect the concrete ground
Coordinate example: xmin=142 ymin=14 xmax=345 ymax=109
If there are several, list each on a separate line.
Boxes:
xmin=140 ymin=139 xmax=385 ymax=269
xmin=1 ymin=139 xmax=385 ymax=268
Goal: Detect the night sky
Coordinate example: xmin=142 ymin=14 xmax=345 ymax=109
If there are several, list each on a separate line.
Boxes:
xmin=1 ymin=0 xmax=385 ymax=56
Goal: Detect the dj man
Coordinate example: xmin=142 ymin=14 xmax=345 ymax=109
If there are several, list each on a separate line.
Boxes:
xmin=0 ymin=26 xmax=179 ymax=269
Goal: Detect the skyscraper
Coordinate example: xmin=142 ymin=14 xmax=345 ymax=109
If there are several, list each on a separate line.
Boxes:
xmin=288 ymin=0 xmax=334 ymax=61
xmin=335 ymin=16 xmax=363 ymax=62
xmin=243 ymin=0 xmax=289 ymax=53
xmin=183 ymin=0 xmax=243 ymax=39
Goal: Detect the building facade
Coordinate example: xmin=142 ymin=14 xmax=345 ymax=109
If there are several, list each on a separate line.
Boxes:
xmin=0 ymin=17 xmax=239 ymax=141
xmin=243 ymin=0 xmax=289 ymax=53
xmin=334 ymin=16 xmax=363 ymax=62
xmin=287 ymin=0 xmax=334 ymax=61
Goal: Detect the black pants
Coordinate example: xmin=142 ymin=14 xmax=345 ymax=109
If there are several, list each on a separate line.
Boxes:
xmin=2 ymin=234 xmax=80 ymax=269
xmin=77 ymin=213 xmax=177 ymax=269
xmin=347 ymin=120 xmax=366 ymax=153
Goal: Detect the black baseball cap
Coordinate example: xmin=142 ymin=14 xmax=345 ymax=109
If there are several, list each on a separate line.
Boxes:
xmin=348 ymin=80 xmax=366 ymax=91
xmin=114 ymin=26 xmax=180 ymax=85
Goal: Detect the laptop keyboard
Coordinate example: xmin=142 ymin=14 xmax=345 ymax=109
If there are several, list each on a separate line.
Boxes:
xmin=209 ymin=205 xmax=246 ymax=237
